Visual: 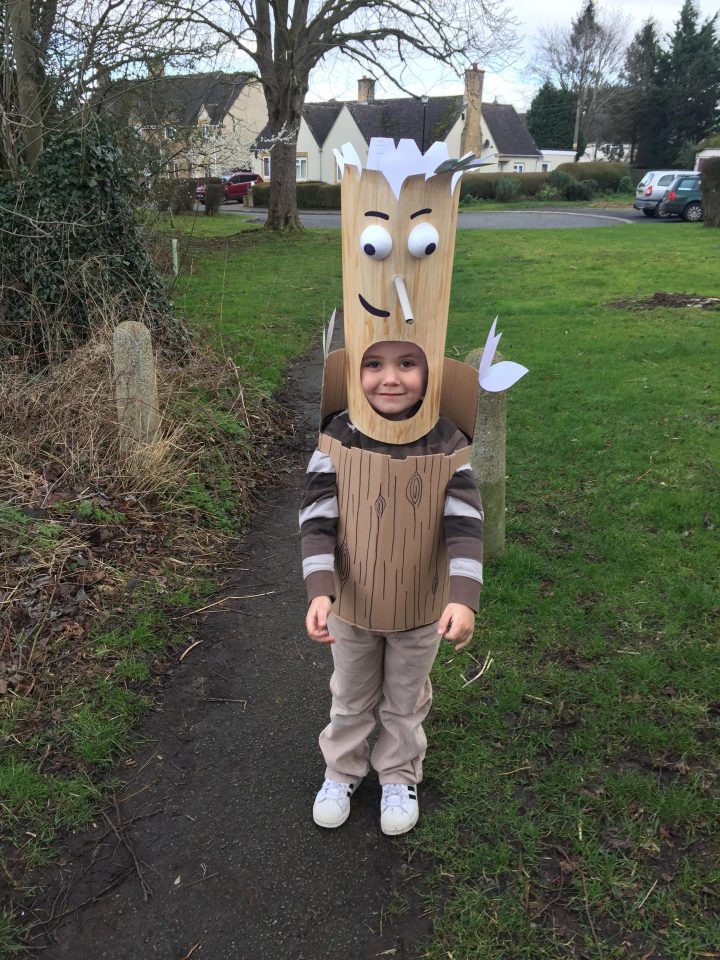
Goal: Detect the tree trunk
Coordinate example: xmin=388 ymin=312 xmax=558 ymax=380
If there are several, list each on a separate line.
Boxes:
xmin=8 ymin=0 xmax=45 ymax=170
xmin=265 ymin=88 xmax=305 ymax=232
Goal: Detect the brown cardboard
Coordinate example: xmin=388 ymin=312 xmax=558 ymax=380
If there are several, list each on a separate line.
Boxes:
xmin=318 ymin=434 xmax=471 ymax=632
xmin=340 ymin=166 xmax=461 ymax=443
xmin=321 ymin=348 xmax=479 ymax=441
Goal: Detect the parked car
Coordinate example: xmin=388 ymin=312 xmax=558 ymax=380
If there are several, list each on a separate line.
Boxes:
xmin=658 ymin=174 xmax=703 ymax=221
xmin=196 ymin=172 xmax=262 ymax=204
xmin=634 ymin=169 xmax=695 ymax=217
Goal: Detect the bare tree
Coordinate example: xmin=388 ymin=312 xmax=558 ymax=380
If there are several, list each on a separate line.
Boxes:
xmin=2 ymin=0 xmax=218 ymax=172
xmin=166 ymin=0 xmax=519 ymax=230
xmin=529 ymin=1 xmax=628 ymax=155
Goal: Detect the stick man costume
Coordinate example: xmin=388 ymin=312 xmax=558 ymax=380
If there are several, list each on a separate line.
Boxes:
xmin=300 ymin=138 xmax=527 ymax=833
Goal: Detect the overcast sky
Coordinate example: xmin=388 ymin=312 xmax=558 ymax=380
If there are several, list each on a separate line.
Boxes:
xmin=305 ymin=0 xmax=720 ymax=110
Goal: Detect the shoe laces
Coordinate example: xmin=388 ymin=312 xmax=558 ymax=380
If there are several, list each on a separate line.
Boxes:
xmin=382 ymin=783 xmax=411 ymax=808
xmin=321 ymin=778 xmax=351 ymax=801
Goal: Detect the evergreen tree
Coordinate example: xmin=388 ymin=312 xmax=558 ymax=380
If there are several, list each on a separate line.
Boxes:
xmin=525 ymin=81 xmax=577 ymax=149
xmin=618 ymin=20 xmax=662 ymax=165
xmin=659 ymin=0 xmax=720 ymax=167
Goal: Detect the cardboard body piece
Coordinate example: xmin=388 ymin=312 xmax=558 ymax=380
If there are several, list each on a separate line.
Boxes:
xmin=319 ymin=433 xmax=470 ymax=632
xmin=319 ymin=349 xmax=479 ymax=632
xmin=340 ymin=166 xmax=461 ymax=444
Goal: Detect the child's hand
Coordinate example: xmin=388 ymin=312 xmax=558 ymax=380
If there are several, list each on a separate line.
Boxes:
xmin=437 ymin=603 xmax=475 ymax=652
xmin=306 ymin=596 xmax=335 ymax=644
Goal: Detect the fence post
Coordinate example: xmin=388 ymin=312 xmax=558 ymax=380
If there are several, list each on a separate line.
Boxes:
xmin=113 ymin=321 xmax=160 ymax=451
xmin=465 ymin=347 xmax=506 ymax=561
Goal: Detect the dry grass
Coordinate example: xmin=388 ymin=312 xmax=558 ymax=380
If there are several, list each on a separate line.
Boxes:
xmin=0 ymin=314 xmax=285 ymax=737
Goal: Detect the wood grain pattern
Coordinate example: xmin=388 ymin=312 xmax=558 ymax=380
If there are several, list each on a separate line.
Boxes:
xmin=340 ymin=167 xmax=461 ymax=444
xmin=319 ymin=435 xmax=470 ymax=631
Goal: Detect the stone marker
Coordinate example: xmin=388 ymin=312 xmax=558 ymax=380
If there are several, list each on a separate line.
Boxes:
xmin=466 ymin=347 xmax=506 ymax=561
xmin=113 ymin=321 xmax=160 ymax=450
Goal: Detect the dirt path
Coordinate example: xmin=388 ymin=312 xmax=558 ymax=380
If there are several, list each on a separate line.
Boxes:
xmin=34 ymin=335 xmax=431 ymax=960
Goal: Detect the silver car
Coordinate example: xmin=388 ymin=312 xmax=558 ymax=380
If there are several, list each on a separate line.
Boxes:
xmin=634 ymin=169 xmax=695 ymax=217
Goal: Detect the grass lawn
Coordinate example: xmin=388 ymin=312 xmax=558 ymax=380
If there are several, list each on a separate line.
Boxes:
xmin=173 ymin=215 xmax=720 ymax=958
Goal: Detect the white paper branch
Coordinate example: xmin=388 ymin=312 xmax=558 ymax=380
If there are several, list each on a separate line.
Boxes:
xmin=478 ymin=319 xmax=529 ymax=392
xmin=480 ymin=360 xmax=529 ymax=393
xmin=323 ymin=309 xmax=336 ymax=358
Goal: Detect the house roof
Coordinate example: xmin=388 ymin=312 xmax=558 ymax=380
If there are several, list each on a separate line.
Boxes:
xmin=346 ymin=96 xmax=465 ymax=148
xmin=483 ymin=103 xmax=541 ymax=157
xmin=303 ymin=103 xmax=344 ymax=147
xmin=99 ymin=71 xmax=254 ymax=126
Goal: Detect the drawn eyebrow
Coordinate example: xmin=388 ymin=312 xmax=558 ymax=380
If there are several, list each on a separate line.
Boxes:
xmin=410 ymin=208 xmax=432 ymax=219
xmin=365 ymin=210 xmax=389 ymax=220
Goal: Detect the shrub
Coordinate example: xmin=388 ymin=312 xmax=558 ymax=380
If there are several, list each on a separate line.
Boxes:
xmin=461 ymin=172 xmax=550 ymax=200
xmin=252 ymin=183 xmax=270 ymax=206
xmin=564 ymin=179 xmax=595 ymax=201
xmin=204 ymin=182 xmax=224 ymax=216
xmin=495 ymin=177 xmax=522 ymax=202
xmin=537 ymin=185 xmax=561 ymax=201
xmin=297 ymin=181 xmax=341 ymax=209
xmin=556 ymin=161 xmax=631 ymax=192
xmin=549 ymin=169 xmax=574 ymax=191
xmin=617 ymin=175 xmax=633 ymax=194
xmin=0 ymin=122 xmax=178 ymax=362
xmin=170 ymin=180 xmax=195 ymax=215
xmin=701 ymin=157 xmax=720 ymax=227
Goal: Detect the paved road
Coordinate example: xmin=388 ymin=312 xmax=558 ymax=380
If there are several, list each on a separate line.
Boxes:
xmin=217 ymin=205 xmax=662 ymax=229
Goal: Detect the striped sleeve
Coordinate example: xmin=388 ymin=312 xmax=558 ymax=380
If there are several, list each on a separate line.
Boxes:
xmin=444 ymin=459 xmax=484 ymax=611
xmin=299 ymin=447 xmax=337 ymax=601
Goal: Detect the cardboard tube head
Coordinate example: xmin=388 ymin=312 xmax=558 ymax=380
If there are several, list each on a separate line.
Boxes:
xmin=339 ymin=142 xmax=461 ymax=443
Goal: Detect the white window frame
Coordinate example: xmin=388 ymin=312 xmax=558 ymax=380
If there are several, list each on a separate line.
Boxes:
xmin=262 ymin=155 xmax=271 ymax=179
xmin=513 ymin=162 xmax=525 ymax=173
xmin=296 ymin=156 xmax=308 ymax=181
xmin=541 ymin=162 xmax=549 ymax=173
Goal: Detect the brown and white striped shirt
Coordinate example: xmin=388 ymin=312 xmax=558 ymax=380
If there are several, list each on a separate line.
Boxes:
xmin=300 ymin=412 xmax=484 ymax=617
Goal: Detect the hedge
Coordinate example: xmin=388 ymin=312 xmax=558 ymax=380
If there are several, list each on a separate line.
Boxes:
xmin=252 ymin=181 xmax=341 ymax=209
xmin=555 ymin=161 xmax=634 ymax=192
xmin=460 ymin=172 xmax=550 ymax=200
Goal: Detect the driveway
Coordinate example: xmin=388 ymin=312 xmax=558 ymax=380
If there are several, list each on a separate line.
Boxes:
xmin=218 ymin=206 xmax=652 ymax=229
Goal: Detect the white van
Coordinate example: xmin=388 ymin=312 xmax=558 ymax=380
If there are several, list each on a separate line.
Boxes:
xmin=634 ymin=170 xmax=695 ymax=217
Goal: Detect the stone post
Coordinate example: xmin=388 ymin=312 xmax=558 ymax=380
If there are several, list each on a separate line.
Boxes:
xmin=466 ymin=347 xmax=506 ymax=561
xmin=113 ymin=321 xmax=160 ymax=451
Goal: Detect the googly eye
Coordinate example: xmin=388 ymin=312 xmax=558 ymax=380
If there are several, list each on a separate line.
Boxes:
xmin=359 ymin=225 xmax=393 ymax=260
xmin=408 ymin=222 xmax=439 ymax=258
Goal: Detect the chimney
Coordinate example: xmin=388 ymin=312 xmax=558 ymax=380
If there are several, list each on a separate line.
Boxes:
xmin=357 ymin=77 xmax=375 ymax=103
xmin=147 ymin=58 xmax=165 ymax=79
xmin=461 ymin=64 xmax=484 ymax=157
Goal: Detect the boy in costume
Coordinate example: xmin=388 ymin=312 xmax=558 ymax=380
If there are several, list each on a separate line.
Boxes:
xmin=300 ymin=139 xmax=505 ymax=835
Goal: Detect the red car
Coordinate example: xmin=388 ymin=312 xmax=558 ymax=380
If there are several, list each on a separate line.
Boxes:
xmin=196 ymin=172 xmax=262 ymax=204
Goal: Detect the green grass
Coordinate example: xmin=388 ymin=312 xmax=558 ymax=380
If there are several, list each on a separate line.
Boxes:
xmin=174 ymin=217 xmax=719 ymax=957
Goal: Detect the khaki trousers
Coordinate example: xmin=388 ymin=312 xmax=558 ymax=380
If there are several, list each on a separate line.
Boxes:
xmin=319 ymin=613 xmax=443 ymax=786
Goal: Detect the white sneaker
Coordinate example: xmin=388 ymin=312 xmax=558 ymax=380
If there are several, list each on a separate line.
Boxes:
xmin=380 ymin=783 xmax=419 ymax=836
xmin=312 ymin=778 xmax=361 ymax=828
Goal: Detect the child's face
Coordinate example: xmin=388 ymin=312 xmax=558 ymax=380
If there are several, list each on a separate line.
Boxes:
xmin=360 ymin=341 xmax=428 ymax=420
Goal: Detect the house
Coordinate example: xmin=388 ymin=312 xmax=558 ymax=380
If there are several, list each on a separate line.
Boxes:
xmin=98 ymin=69 xmax=268 ymax=178
xmin=254 ymin=67 xmax=573 ymax=184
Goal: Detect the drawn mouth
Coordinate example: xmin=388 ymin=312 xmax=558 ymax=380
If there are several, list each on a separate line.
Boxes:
xmin=358 ymin=293 xmax=390 ymax=318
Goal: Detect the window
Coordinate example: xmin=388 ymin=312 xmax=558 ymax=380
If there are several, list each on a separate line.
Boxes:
xmin=164 ymin=125 xmax=176 ymax=140
xmin=296 ymin=156 xmax=308 ymax=181
xmin=513 ymin=163 xmax=525 ymax=173
xmin=262 ymin=156 xmax=271 ymax=179
xmin=541 ymin=162 xmax=549 ymax=173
